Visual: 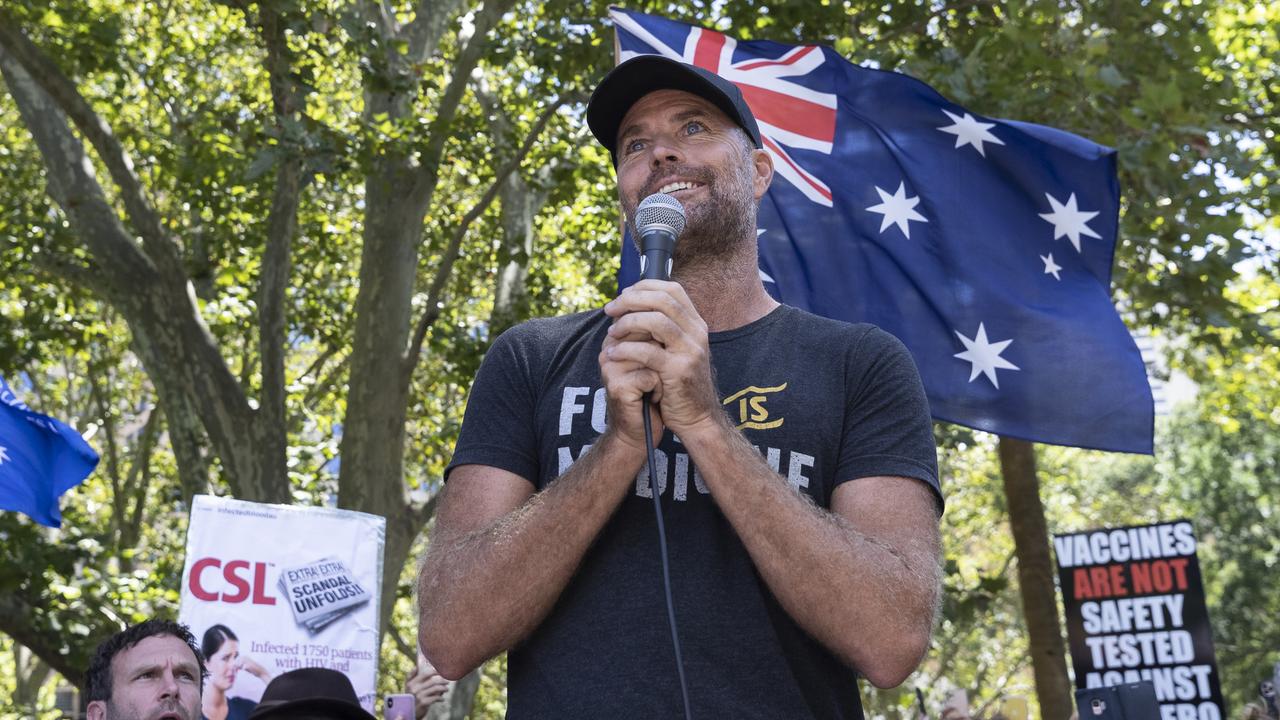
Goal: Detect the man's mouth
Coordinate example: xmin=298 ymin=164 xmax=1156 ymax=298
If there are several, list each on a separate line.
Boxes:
xmin=656 ymin=181 xmax=704 ymax=196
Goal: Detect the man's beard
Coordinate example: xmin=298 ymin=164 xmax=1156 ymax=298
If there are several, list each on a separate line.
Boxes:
xmin=624 ymin=158 xmax=757 ymax=269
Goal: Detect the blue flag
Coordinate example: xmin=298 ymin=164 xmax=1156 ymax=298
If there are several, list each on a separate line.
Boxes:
xmin=0 ymin=377 xmax=99 ymax=527
xmin=613 ymin=8 xmax=1154 ymax=454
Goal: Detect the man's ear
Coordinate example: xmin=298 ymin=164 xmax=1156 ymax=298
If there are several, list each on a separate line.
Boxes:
xmin=751 ymin=148 xmax=774 ymax=200
xmin=86 ymin=700 xmax=107 ymax=720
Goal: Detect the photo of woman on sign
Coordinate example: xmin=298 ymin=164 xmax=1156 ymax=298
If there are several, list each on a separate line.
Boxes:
xmin=201 ymin=624 xmax=273 ymax=720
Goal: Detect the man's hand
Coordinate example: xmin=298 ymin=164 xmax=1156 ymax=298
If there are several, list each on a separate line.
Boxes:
xmin=602 ymin=279 xmax=722 ymax=440
xmin=407 ymin=662 xmax=450 ymax=719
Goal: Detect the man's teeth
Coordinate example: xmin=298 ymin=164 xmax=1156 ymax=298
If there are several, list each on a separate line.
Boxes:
xmin=659 ymin=182 xmax=700 ymax=194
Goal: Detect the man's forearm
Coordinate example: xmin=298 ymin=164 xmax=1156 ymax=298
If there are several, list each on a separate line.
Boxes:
xmin=680 ymin=417 xmax=941 ymax=687
xmin=418 ymin=431 xmax=645 ymax=678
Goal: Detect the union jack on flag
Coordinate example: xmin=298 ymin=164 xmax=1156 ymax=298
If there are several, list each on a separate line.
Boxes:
xmin=613 ymin=8 xmax=1155 ymax=454
xmin=613 ymin=9 xmax=837 ymax=206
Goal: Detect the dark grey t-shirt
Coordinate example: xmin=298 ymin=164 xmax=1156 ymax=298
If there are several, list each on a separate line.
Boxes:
xmin=446 ymin=304 xmax=940 ymax=719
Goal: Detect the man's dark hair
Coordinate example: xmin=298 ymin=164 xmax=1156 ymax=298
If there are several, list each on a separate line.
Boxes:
xmin=85 ymin=619 xmax=207 ymax=702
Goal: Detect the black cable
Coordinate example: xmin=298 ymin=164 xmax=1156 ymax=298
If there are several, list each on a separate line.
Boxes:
xmin=642 ymin=394 xmax=693 ymax=720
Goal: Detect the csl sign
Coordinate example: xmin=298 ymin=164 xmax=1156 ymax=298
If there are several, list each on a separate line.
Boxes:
xmin=188 ymin=557 xmax=277 ymax=605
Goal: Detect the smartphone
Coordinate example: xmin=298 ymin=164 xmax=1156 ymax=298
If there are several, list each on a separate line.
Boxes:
xmin=1075 ymin=681 xmax=1160 ymax=719
xmin=1076 ymin=688 xmax=1122 ymax=719
xmin=384 ymin=693 xmax=415 ymax=720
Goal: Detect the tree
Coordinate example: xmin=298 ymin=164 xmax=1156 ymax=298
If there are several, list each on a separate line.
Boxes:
xmin=0 ymin=0 xmax=614 ymax=700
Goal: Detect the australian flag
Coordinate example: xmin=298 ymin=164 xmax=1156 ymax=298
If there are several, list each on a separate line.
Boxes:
xmin=613 ymin=8 xmax=1154 ymax=454
xmin=0 ymin=376 xmax=98 ymax=527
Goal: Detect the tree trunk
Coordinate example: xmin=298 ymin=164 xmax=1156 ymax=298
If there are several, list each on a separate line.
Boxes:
xmin=998 ymin=436 xmax=1073 ymax=719
xmin=489 ymin=167 xmax=538 ymax=337
xmin=13 ymin=643 xmax=53 ymax=712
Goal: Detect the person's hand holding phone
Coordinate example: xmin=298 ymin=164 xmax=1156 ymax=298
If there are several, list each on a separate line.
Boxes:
xmin=406 ymin=659 xmax=450 ymax=720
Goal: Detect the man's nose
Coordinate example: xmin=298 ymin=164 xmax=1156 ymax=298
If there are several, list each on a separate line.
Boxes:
xmin=648 ymin=136 xmax=683 ymax=166
xmin=158 ymin=669 xmax=180 ymax=697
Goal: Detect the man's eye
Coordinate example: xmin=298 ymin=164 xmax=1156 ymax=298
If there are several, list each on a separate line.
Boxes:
xmin=178 ymin=671 xmax=197 ymax=682
xmin=624 ymin=138 xmax=646 ymax=154
xmin=684 ymin=121 xmax=705 ymax=135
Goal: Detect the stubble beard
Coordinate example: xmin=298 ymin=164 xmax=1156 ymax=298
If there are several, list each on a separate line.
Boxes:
xmin=624 ymin=157 xmax=757 ymax=274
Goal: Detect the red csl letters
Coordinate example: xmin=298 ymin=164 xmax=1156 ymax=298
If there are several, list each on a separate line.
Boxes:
xmin=189 ymin=557 xmax=277 ymax=605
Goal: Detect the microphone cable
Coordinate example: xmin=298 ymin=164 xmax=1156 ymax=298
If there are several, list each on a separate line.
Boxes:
xmin=642 ymin=394 xmax=694 ymax=720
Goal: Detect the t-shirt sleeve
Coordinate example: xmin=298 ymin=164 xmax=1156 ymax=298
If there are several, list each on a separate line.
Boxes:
xmin=444 ymin=324 xmax=542 ymax=484
xmin=835 ymin=326 xmax=941 ymax=505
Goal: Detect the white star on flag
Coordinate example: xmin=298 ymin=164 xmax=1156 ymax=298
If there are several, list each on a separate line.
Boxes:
xmin=0 ymin=446 xmax=9 ymax=466
xmin=954 ymin=323 xmax=1020 ymax=389
xmin=866 ymin=182 xmax=928 ymax=238
xmin=937 ymin=109 xmax=1005 ymax=157
xmin=1041 ymin=253 xmax=1063 ymax=281
xmin=1039 ymin=192 xmax=1101 ymax=252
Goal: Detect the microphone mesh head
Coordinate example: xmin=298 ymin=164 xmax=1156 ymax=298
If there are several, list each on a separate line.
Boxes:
xmin=636 ymin=193 xmax=686 ymax=237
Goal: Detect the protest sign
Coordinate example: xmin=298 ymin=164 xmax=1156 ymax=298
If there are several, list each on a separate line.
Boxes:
xmin=178 ymin=495 xmax=385 ymax=710
xmin=1055 ymin=520 xmax=1226 ymax=720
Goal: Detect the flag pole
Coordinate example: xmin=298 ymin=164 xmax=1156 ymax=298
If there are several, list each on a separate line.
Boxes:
xmin=997 ymin=435 xmax=1074 ymax=719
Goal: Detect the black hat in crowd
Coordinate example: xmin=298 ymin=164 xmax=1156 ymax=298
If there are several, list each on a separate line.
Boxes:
xmin=246 ymin=667 xmax=375 ymax=720
xmin=587 ymin=55 xmax=763 ymax=163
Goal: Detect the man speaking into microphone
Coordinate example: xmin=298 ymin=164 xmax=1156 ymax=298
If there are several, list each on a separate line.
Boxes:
xmin=418 ymin=56 xmax=942 ymax=719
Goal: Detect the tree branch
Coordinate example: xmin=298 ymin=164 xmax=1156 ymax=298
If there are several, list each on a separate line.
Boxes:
xmin=255 ymin=6 xmax=306 ymax=463
xmin=385 ymin=621 xmax=419 ymax=664
xmin=0 ymin=12 xmax=183 ymax=273
xmin=410 ymin=0 xmax=515 ymax=202
xmin=156 ymin=397 xmax=210 ymax=503
xmin=0 ymin=46 xmax=157 ymax=289
xmin=405 ymin=0 xmax=470 ymax=61
xmin=304 ymin=352 xmax=350 ymax=408
xmin=2 ymin=45 xmax=247 ymax=500
xmin=28 ymin=251 xmax=112 ymax=299
xmin=87 ymin=369 xmax=125 ymax=541
xmin=403 ymin=95 xmax=564 ymax=373
xmin=122 ymin=402 xmax=162 ymax=551
xmin=0 ymin=594 xmax=86 ymax=689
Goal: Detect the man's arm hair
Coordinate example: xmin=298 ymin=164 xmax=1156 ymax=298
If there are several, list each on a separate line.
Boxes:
xmin=417 ymin=431 xmax=646 ymax=679
xmin=680 ymin=417 xmax=941 ymax=688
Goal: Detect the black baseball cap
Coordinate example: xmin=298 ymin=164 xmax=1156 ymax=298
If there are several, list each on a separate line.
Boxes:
xmin=587 ymin=55 xmax=763 ymax=164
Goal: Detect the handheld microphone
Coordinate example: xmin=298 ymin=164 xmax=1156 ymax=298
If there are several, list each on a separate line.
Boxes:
xmin=635 ymin=193 xmax=685 ymax=281
xmin=632 ymin=191 xmax=694 ymax=720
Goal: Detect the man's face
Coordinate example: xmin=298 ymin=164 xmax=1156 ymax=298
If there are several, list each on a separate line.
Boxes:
xmin=615 ymin=89 xmax=772 ymax=264
xmin=87 ymin=635 xmax=202 ymax=720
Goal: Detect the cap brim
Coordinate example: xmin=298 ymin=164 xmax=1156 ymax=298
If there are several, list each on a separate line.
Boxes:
xmin=587 ymin=55 xmax=759 ymax=160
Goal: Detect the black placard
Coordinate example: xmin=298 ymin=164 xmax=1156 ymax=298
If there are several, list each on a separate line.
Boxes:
xmin=1054 ymin=520 xmax=1227 ymax=720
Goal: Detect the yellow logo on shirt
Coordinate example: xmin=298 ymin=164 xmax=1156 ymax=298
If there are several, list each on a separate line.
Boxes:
xmin=722 ymin=383 xmax=787 ymax=430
